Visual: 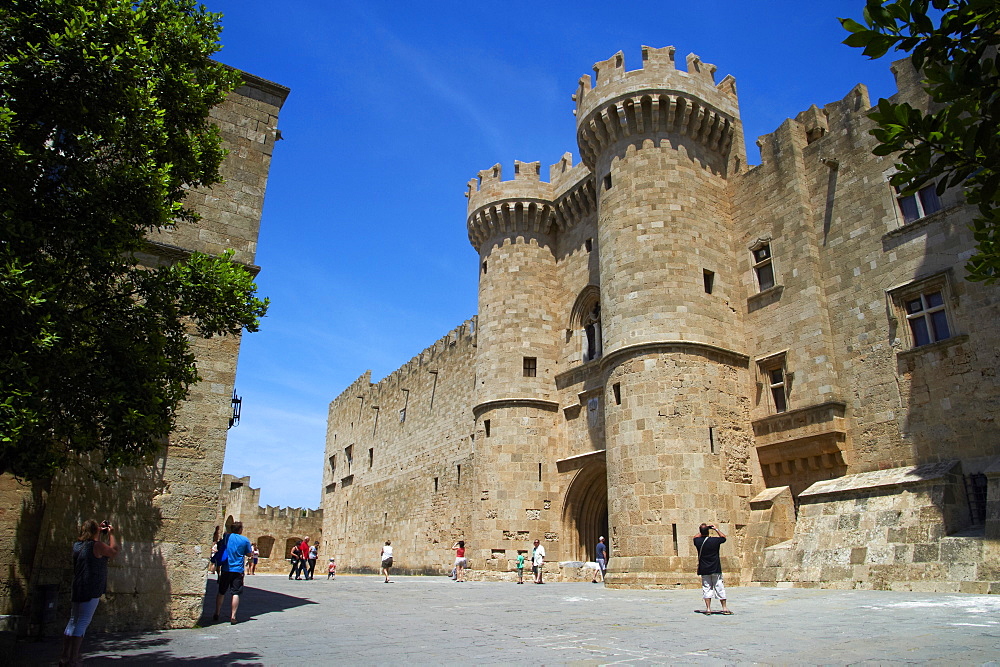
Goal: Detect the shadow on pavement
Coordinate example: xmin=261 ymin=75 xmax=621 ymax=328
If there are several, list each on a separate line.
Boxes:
xmin=199 ymin=576 xmax=318 ymax=625
xmin=11 ymin=580 xmax=315 ymax=665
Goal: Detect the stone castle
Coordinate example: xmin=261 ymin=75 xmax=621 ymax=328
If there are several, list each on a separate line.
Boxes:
xmin=323 ymin=47 xmax=998 ymax=591
xmin=0 ymin=70 xmax=288 ymax=637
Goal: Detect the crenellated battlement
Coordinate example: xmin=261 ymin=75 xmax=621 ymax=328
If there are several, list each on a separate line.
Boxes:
xmin=465 ymin=154 xmax=596 ymax=252
xmin=465 ymin=160 xmax=555 ymax=214
xmin=574 ymin=46 xmax=742 ymax=169
xmin=329 ymin=320 xmax=477 ymax=410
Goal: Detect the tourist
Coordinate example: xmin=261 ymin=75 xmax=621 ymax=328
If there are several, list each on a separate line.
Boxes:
xmin=692 ymin=523 xmax=732 ymax=615
xmin=59 ymin=519 xmax=119 ymax=667
xmin=515 ymin=551 xmax=525 ymax=584
xmin=452 ymin=541 xmax=467 ymax=582
xmin=214 ymin=521 xmax=253 ymax=624
xmin=307 ymin=541 xmax=318 ymax=580
xmin=593 ymin=536 xmax=608 ymax=583
xmin=288 ymin=542 xmax=302 ymax=579
xmin=531 ymin=539 xmax=545 ymax=584
xmin=250 ymin=543 xmax=259 ymax=575
xmin=297 ymin=536 xmax=311 ymax=579
xmin=208 ymin=525 xmax=221 ymax=574
xmin=380 ymin=540 xmax=393 ymax=583
xmin=327 ymin=557 xmax=336 ymax=579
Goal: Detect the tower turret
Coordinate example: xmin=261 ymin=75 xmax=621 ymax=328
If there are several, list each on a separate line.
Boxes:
xmin=579 ymin=47 xmax=755 ymax=587
xmin=466 ymin=161 xmax=564 ymax=560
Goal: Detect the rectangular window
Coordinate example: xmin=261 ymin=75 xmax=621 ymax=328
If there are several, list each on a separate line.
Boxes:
xmin=585 ymin=238 xmax=593 ymax=252
xmin=612 ymin=382 xmax=621 ymax=405
xmin=345 ymin=445 xmax=353 ymax=475
xmin=484 ymin=419 xmax=491 ymax=437
xmin=523 ymin=357 xmax=537 ymax=377
xmin=368 ymin=448 xmax=374 ymax=468
xmin=889 ymin=273 xmax=956 ymax=350
xmin=757 ymin=353 xmax=788 ymax=414
xmin=904 ymin=290 xmax=951 ymax=346
xmin=767 ymin=367 xmax=788 ymax=413
xmin=896 ymin=184 xmax=942 ymax=224
xmin=482 ymin=260 xmax=488 ymax=274
xmin=328 ymin=455 xmax=336 ymax=475
xmin=703 ymin=269 xmax=715 ymax=294
xmin=752 ymin=244 xmax=775 ymax=291
xmin=603 ymin=173 xmax=612 ymax=191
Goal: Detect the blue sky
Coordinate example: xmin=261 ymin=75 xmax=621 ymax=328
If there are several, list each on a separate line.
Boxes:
xmin=210 ymin=0 xmax=900 ymax=508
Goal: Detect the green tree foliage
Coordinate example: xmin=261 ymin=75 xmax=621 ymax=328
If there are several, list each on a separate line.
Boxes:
xmin=840 ymin=0 xmax=1000 ymax=282
xmin=0 ymin=0 xmax=269 ymax=479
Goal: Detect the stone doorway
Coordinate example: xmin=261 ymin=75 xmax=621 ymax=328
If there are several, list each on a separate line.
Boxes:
xmin=561 ymin=459 xmax=608 ymax=562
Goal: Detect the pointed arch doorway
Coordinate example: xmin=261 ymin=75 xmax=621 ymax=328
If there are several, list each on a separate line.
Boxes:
xmin=561 ymin=455 xmax=608 ymax=562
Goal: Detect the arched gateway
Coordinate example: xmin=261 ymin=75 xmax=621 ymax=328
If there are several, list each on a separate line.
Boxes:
xmin=561 ymin=457 xmax=608 ymax=563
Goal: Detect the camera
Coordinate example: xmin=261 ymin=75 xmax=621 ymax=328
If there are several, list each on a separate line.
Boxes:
xmin=100 ymin=521 xmax=110 ymax=531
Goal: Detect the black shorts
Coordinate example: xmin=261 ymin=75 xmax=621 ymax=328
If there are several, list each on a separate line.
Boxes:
xmin=382 ymin=557 xmax=393 ymax=569
xmin=218 ymin=571 xmax=245 ymax=596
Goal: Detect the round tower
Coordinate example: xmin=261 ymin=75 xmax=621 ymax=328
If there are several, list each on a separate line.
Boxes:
xmin=466 ymin=161 xmax=564 ymax=566
xmin=575 ymin=46 xmax=754 ymax=586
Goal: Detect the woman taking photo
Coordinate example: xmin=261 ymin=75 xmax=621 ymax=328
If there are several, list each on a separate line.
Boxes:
xmin=59 ymin=519 xmax=119 ymax=666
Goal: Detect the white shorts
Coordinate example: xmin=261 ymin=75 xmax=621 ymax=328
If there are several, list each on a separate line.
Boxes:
xmin=701 ymin=573 xmax=726 ymax=599
xmin=454 ymin=557 xmax=467 ymax=567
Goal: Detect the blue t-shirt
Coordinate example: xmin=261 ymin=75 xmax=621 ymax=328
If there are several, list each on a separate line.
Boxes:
xmin=596 ymin=541 xmax=608 ymax=561
xmin=224 ymin=533 xmax=252 ymax=573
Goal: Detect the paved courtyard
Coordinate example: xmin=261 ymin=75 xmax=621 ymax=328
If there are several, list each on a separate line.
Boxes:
xmin=15 ymin=573 xmax=1000 ymax=665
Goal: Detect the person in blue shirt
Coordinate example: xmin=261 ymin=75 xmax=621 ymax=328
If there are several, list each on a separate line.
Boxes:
xmin=593 ymin=536 xmax=609 ymax=583
xmin=213 ymin=521 xmax=253 ymax=624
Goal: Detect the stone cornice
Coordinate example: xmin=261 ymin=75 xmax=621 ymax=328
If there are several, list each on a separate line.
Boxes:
xmin=599 ymin=340 xmax=749 ymax=371
xmin=473 ymin=398 xmax=561 ymax=418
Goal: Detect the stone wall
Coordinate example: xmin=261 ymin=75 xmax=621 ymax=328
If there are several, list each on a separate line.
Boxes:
xmin=322 ymin=322 xmax=482 ymax=575
xmin=323 ymin=48 xmax=999 ymax=593
xmin=218 ymin=474 xmax=323 ymax=575
xmin=755 ymin=462 xmax=997 ymax=593
xmin=0 ymin=71 xmax=288 ymax=637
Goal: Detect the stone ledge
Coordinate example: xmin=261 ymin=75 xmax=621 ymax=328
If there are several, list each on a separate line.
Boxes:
xmin=799 ymin=460 xmax=960 ymax=500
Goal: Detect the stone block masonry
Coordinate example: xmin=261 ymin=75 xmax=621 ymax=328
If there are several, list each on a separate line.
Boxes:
xmin=325 ymin=46 xmax=998 ymax=592
xmin=0 ymin=71 xmax=289 ymax=635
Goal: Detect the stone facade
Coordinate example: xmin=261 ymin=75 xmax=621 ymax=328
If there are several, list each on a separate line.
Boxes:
xmin=323 ymin=47 xmax=998 ymax=591
xmin=219 ymin=475 xmax=323 ymax=575
xmin=0 ymin=71 xmax=288 ymax=637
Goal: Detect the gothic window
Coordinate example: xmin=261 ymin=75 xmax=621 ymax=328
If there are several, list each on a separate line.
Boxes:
xmin=570 ymin=286 xmax=602 ymax=364
xmin=583 ymin=303 xmax=602 ymax=361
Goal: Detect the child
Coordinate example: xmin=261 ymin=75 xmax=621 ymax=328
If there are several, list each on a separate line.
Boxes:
xmin=327 ymin=558 xmax=336 ymax=580
xmin=515 ymin=552 xmax=525 ymax=584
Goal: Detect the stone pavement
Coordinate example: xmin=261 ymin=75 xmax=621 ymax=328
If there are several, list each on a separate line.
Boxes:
xmin=14 ymin=573 xmax=1000 ymax=665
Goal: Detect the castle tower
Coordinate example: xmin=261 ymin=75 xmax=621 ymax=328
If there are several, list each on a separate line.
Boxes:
xmin=576 ymin=47 xmax=755 ymax=585
xmin=466 ymin=161 xmax=564 ymax=563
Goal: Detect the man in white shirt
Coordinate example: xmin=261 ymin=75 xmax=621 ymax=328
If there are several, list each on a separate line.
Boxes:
xmin=531 ymin=539 xmax=546 ymax=584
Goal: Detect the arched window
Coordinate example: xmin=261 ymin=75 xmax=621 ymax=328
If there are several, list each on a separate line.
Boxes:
xmin=569 ymin=286 xmax=602 ymax=363
xmin=257 ymin=535 xmax=275 ymax=559
xmin=284 ymin=537 xmax=298 ymax=559
xmin=583 ymin=303 xmax=601 ymax=361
